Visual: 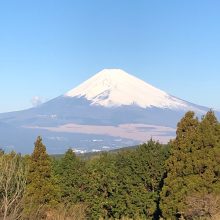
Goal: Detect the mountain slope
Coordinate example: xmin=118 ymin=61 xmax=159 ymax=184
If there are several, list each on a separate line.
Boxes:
xmin=65 ymin=69 xmax=204 ymax=111
xmin=0 ymin=69 xmax=216 ymax=154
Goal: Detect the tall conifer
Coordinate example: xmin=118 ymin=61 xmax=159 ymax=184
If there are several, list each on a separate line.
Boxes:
xmin=56 ymin=149 xmax=86 ymax=204
xmin=160 ymin=111 xmax=220 ymax=219
xmin=23 ymin=136 xmax=59 ymax=217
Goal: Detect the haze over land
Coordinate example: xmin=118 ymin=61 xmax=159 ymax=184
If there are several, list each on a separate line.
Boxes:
xmin=0 ymin=69 xmax=219 ymax=154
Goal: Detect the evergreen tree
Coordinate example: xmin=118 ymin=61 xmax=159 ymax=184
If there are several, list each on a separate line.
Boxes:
xmin=55 ymin=149 xmax=87 ymax=204
xmin=183 ymin=111 xmax=220 ymax=219
xmin=86 ymin=152 xmax=118 ymax=219
xmin=160 ymin=111 xmax=220 ymax=219
xmin=86 ymin=141 xmax=168 ymax=220
xmin=23 ymin=136 xmax=60 ymax=218
xmin=112 ymin=150 xmax=158 ymax=220
xmin=160 ymin=111 xmax=200 ymax=219
xmin=111 ymin=141 xmax=168 ymax=219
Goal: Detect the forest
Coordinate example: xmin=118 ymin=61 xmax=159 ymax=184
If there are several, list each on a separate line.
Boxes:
xmin=0 ymin=111 xmax=220 ymax=220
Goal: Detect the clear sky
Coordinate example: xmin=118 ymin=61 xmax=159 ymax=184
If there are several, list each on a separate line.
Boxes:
xmin=0 ymin=0 xmax=220 ymax=113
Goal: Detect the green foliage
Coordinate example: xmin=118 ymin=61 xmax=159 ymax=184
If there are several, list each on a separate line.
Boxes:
xmin=86 ymin=141 xmax=168 ymax=219
xmin=160 ymin=111 xmax=220 ymax=219
xmin=54 ymin=149 xmax=87 ymax=204
xmin=23 ymin=136 xmax=60 ymax=217
xmin=86 ymin=152 xmax=118 ymax=219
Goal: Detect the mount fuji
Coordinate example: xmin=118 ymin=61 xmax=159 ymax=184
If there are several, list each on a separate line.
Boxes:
xmin=0 ymin=69 xmax=216 ymax=154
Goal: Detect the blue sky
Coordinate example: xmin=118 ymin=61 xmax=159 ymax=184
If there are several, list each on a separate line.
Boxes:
xmin=0 ymin=0 xmax=220 ymax=113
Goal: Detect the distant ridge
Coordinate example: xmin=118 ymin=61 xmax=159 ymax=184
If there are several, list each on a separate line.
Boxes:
xmin=0 ymin=69 xmax=217 ymax=154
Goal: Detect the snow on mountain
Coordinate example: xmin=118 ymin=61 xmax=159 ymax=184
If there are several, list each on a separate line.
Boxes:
xmin=65 ymin=69 xmax=198 ymax=111
xmin=0 ymin=68 xmax=214 ymax=154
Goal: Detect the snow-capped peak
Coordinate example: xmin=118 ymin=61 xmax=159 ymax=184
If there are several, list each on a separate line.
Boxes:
xmin=65 ymin=69 xmax=190 ymax=109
